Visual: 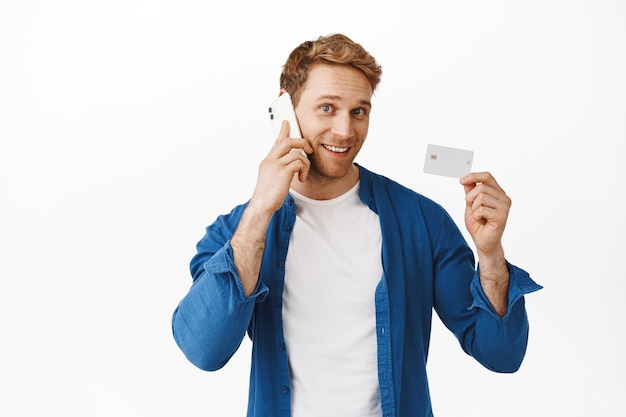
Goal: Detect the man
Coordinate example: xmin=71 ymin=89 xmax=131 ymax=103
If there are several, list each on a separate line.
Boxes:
xmin=172 ymin=33 xmax=541 ymax=417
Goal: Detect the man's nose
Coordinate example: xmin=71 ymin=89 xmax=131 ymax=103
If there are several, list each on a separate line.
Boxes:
xmin=331 ymin=113 xmax=354 ymax=139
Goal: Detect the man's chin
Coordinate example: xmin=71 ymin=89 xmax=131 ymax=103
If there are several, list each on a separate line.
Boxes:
xmin=308 ymin=161 xmax=356 ymax=181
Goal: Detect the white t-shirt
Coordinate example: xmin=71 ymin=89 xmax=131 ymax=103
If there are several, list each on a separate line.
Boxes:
xmin=283 ymin=183 xmax=383 ymax=417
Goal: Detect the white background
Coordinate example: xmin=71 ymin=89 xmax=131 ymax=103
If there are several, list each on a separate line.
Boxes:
xmin=1 ymin=1 xmax=624 ymax=416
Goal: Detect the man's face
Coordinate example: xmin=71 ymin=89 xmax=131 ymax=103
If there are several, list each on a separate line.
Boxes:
xmin=294 ymin=64 xmax=373 ymax=184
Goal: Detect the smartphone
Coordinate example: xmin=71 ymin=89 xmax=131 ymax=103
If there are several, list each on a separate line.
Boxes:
xmin=268 ymin=93 xmax=302 ymax=139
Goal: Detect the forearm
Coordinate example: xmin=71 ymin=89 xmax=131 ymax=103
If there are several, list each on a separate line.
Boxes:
xmin=172 ymin=200 xmax=275 ymax=370
xmin=478 ymin=246 xmax=510 ymax=317
xmin=172 ymin=251 xmax=259 ymax=371
xmin=230 ymin=203 xmax=274 ymax=296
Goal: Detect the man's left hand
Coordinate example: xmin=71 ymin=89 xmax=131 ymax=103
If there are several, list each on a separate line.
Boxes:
xmin=461 ymin=172 xmax=511 ymax=316
xmin=460 ymin=172 xmax=511 ymax=257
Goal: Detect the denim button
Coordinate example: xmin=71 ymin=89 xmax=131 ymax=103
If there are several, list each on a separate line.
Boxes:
xmin=281 ymin=386 xmax=289 ymax=394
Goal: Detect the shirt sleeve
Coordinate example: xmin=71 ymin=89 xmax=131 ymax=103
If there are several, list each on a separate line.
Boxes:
xmin=171 ymin=215 xmax=269 ymax=371
xmin=432 ymin=208 xmax=542 ymax=373
xmin=466 ymin=263 xmax=542 ymax=372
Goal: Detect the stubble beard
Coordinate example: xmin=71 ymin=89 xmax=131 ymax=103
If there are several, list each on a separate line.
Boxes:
xmin=306 ymin=151 xmax=356 ymax=186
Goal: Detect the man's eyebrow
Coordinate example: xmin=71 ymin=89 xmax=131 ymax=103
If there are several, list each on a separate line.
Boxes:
xmin=316 ymin=95 xmax=372 ymax=107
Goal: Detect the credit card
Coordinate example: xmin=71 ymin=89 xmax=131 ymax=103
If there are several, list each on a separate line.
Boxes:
xmin=423 ymin=144 xmax=474 ymax=178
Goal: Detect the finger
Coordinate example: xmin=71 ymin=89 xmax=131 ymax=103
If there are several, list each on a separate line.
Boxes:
xmin=271 ymin=135 xmax=310 ymax=159
xmin=271 ymin=120 xmax=292 ymax=150
xmin=273 ymin=121 xmax=312 ymax=155
xmin=460 ymin=172 xmax=505 ymax=194
xmin=468 ymin=205 xmax=498 ymax=226
xmin=468 ymin=193 xmax=511 ymax=215
xmin=269 ymin=120 xmax=294 ymax=154
xmin=297 ymin=161 xmax=310 ymax=182
xmin=469 ymin=197 xmax=511 ymax=227
xmin=278 ymin=145 xmax=311 ymax=180
xmin=279 ymin=119 xmax=292 ymax=139
xmin=466 ymin=183 xmax=509 ymax=208
xmin=467 ymin=189 xmax=510 ymax=226
xmin=292 ymin=156 xmax=310 ymax=182
xmin=279 ymin=145 xmax=310 ymax=166
xmin=462 ymin=181 xmax=476 ymax=196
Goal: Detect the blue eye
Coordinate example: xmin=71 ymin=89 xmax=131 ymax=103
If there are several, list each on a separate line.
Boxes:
xmin=321 ymin=105 xmax=331 ymax=112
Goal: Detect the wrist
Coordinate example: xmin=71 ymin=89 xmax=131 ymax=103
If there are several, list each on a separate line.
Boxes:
xmin=477 ymin=245 xmax=506 ymax=276
xmin=243 ymin=199 xmax=276 ymax=229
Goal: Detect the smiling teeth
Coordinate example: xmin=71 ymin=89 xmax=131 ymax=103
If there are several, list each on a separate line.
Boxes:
xmin=324 ymin=145 xmax=349 ymax=153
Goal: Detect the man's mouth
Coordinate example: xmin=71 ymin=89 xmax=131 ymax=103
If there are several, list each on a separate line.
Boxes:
xmin=322 ymin=144 xmax=349 ymax=153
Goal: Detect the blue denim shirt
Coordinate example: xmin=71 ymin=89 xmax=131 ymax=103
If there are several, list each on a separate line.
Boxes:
xmin=172 ymin=164 xmax=542 ymax=417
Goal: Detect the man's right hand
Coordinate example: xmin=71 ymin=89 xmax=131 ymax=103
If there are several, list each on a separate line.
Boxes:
xmin=249 ymin=120 xmax=312 ymax=215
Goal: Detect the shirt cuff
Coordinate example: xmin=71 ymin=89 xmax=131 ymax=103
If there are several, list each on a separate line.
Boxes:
xmin=469 ymin=262 xmax=542 ymax=319
xmin=202 ymin=241 xmax=269 ymax=303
